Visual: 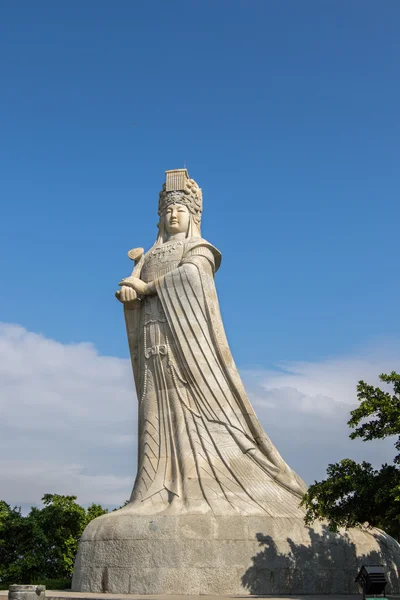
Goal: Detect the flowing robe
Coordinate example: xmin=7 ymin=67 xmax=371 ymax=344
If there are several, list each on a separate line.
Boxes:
xmin=124 ymin=237 xmax=306 ymax=516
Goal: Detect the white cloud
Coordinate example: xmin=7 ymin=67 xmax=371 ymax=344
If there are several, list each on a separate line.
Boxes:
xmin=242 ymin=342 xmax=400 ymax=483
xmin=0 ymin=323 xmax=136 ymax=507
xmin=0 ymin=323 xmax=398 ymax=508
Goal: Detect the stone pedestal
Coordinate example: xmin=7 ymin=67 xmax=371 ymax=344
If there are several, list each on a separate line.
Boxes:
xmin=72 ymin=510 xmax=400 ymax=595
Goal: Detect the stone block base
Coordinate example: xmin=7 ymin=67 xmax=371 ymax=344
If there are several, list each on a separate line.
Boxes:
xmin=72 ymin=510 xmax=400 ymax=595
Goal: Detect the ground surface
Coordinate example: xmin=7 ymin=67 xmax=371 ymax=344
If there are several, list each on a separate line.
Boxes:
xmin=0 ymin=593 xmax=397 ymax=600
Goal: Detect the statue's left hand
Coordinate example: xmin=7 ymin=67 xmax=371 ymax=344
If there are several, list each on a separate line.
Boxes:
xmin=119 ymin=276 xmax=150 ymax=295
xmin=116 ymin=286 xmax=137 ymax=303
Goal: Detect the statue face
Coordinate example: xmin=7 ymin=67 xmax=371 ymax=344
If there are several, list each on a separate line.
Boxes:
xmin=164 ymin=203 xmax=190 ymax=235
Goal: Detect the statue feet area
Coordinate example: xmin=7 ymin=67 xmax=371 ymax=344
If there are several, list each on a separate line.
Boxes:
xmin=72 ymin=506 xmax=400 ymax=595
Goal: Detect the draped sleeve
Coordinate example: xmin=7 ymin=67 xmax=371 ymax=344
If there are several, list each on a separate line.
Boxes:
xmin=154 ymin=238 xmax=307 ymax=498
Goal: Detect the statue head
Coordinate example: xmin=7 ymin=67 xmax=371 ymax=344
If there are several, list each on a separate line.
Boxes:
xmin=163 ymin=202 xmax=190 ymax=236
xmin=157 ymin=169 xmax=202 ymax=241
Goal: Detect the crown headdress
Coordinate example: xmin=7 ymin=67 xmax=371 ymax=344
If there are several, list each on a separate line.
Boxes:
xmin=158 ymin=169 xmax=202 ymax=225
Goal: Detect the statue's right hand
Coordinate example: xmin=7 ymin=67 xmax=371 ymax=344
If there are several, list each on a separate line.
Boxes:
xmin=115 ymin=285 xmax=138 ymax=303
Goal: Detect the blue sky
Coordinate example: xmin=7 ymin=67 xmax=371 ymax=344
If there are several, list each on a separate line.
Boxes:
xmin=1 ymin=1 xmax=399 ymax=506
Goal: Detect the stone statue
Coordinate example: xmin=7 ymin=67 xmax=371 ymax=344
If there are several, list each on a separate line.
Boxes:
xmin=72 ymin=169 xmax=400 ymax=595
xmin=115 ymin=168 xmax=306 ymax=515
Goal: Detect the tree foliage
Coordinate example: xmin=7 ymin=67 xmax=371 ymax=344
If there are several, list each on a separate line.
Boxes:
xmin=349 ymin=372 xmax=400 ymax=461
xmin=0 ymin=494 xmax=108 ymax=589
xmin=301 ymin=372 xmax=400 ymax=539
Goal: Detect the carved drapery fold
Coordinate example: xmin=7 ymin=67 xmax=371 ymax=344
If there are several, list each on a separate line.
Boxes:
xmin=125 ymin=238 xmax=306 ymax=516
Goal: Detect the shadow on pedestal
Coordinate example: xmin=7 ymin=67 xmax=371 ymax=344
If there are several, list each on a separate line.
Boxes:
xmin=242 ymin=524 xmax=400 ymax=595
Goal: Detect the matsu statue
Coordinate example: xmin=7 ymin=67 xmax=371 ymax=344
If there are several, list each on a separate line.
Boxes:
xmin=72 ymin=169 xmax=400 ymax=595
xmin=115 ymin=169 xmax=306 ymax=515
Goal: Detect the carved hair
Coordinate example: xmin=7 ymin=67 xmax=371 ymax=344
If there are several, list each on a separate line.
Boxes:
xmin=158 ymin=185 xmax=202 ymax=227
xmin=155 ymin=171 xmax=203 ymax=243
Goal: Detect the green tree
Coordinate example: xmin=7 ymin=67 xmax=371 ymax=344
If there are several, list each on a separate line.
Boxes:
xmin=348 ymin=372 xmax=400 ymax=462
xmin=302 ymin=372 xmax=400 ymax=539
xmin=0 ymin=494 xmax=108 ymax=589
xmin=0 ymin=501 xmax=37 ymax=586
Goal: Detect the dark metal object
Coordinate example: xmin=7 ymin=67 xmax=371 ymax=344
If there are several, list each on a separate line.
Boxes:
xmin=355 ymin=565 xmax=387 ymax=600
